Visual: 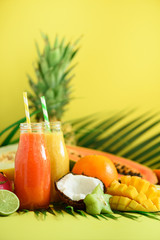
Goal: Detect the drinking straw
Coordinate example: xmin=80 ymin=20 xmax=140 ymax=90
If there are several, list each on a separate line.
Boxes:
xmin=23 ymin=92 xmax=31 ymax=130
xmin=40 ymin=96 xmax=50 ymax=130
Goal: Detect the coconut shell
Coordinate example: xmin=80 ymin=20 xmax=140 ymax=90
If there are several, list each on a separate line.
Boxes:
xmin=55 ymin=173 xmax=104 ymax=210
xmin=55 ymin=182 xmax=85 ymax=209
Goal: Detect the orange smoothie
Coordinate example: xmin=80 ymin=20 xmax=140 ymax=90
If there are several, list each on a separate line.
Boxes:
xmin=15 ymin=124 xmax=51 ymax=210
xmin=44 ymin=122 xmax=69 ymax=202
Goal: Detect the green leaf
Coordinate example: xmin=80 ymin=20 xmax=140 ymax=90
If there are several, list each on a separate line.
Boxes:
xmin=73 ymin=35 xmax=83 ymax=46
xmin=101 ymin=213 xmax=118 ymax=220
xmin=35 ymin=41 xmax=41 ymax=58
xmin=27 ymin=75 xmax=39 ymax=96
xmin=53 ymin=35 xmax=59 ymax=48
xmin=0 ymin=109 xmax=40 ymax=138
xmin=76 ymin=210 xmax=87 ymax=217
xmin=17 ymin=203 xmax=160 ymax=221
xmin=70 ymin=47 xmax=80 ymax=60
xmin=59 ymin=37 xmax=65 ymax=53
xmin=148 ymin=159 xmax=160 ymax=169
xmin=41 ymin=32 xmax=49 ymax=42
xmin=112 ymin=119 xmax=159 ymax=155
xmin=74 ymin=118 xmax=96 ymax=135
xmin=123 ymin=133 xmax=159 ymax=159
xmin=65 ymin=206 xmax=76 ymax=216
xmin=37 ymin=80 xmax=47 ymax=94
xmin=113 ymin=211 xmax=139 ymax=220
xmin=61 ymin=42 xmax=70 ymax=60
xmin=132 ymin=141 xmax=159 ymax=162
xmin=47 ymin=207 xmax=56 ymax=216
xmin=44 ymin=42 xmax=50 ymax=61
xmin=40 ymin=57 xmax=49 ymax=75
xmin=48 ymin=49 xmax=61 ymax=66
xmin=99 ymin=112 xmax=151 ymax=152
xmin=98 ymin=214 xmax=109 ymax=220
xmin=45 ymin=89 xmax=55 ymax=100
xmin=9 ymin=138 xmax=19 ymax=145
xmin=77 ymin=110 xmax=135 ymax=147
xmin=1 ymin=124 xmax=19 ymax=146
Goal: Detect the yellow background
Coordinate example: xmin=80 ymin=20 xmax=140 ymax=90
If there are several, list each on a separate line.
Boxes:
xmin=1 ymin=211 xmax=160 ymax=240
xmin=0 ymin=2 xmax=160 ymax=237
xmin=0 ymin=0 xmax=160 ymax=131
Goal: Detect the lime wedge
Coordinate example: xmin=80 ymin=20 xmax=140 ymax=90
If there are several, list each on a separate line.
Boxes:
xmin=0 ymin=190 xmax=20 ymax=216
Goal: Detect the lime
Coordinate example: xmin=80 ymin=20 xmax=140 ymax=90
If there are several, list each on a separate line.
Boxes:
xmin=0 ymin=190 xmax=20 ymax=216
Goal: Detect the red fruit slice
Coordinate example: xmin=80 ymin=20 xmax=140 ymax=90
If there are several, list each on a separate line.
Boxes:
xmin=0 ymin=172 xmax=12 ymax=191
xmin=67 ymin=145 xmax=158 ymax=184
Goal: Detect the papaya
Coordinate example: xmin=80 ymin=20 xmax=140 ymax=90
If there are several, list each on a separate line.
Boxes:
xmin=66 ymin=145 xmax=158 ymax=184
xmin=153 ymin=170 xmax=160 ymax=184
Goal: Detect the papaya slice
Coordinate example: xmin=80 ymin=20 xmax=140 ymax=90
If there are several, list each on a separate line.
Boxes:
xmin=67 ymin=145 xmax=158 ymax=184
xmin=153 ymin=169 xmax=160 ymax=184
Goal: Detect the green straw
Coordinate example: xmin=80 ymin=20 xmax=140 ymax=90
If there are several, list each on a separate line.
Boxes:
xmin=40 ymin=96 xmax=50 ymax=130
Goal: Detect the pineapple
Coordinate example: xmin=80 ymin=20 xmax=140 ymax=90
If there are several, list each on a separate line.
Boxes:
xmin=107 ymin=176 xmax=160 ymax=212
xmin=27 ymin=33 xmax=81 ymax=144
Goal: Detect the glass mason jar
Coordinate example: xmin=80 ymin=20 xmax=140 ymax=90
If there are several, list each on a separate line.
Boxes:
xmin=14 ymin=123 xmax=51 ymax=210
xmin=43 ymin=122 xmax=69 ymax=202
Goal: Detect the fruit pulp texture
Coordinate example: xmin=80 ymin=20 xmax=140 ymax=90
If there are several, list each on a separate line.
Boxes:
xmin=14 ymin=132 xmax=51 ymax=210
xmin=45 ymin=131 xmax=69 ymax=202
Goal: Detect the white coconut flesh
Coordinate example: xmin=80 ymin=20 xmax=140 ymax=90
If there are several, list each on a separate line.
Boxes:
xmin=56 ymin=173 xmax=104 ymax=201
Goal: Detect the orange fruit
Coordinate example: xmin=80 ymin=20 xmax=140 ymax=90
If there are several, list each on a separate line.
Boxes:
xmin=72 ymin=155 xmax=118 ymax=188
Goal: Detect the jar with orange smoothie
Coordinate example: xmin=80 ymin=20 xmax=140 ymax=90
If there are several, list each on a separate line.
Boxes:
xmin=14 ymin=123 xmax=51 ymax=210
xmin=43 ymin=122 xmax=69 ymax=202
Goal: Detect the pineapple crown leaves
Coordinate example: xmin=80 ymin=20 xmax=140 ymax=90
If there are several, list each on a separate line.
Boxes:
xmin=28 ymin=33 xmax=81 ymax=120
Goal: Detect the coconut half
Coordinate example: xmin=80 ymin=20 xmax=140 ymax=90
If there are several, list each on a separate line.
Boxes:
xmin=55 ymin=173 xmax=104 ymax=209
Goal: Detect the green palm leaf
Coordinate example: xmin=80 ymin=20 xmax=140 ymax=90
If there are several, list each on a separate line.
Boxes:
xmin=73 ymin=111 xmax=160 ymax=169
xmin=122 ymin=133 xmax=159 ymax=158
xmin=0 ymin=110 xmax=160 ymax=169
xmin=77 ymin=109 xmax=136 ymax=146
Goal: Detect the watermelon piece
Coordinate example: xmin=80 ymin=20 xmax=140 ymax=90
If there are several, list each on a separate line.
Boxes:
xmin=66 ymin=145 xmax=158 ymax=184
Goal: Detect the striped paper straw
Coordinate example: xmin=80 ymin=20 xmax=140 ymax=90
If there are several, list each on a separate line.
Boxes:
xmin=40 ymin=96 xmax=50 ymax=129
xmin=23 ymin=92 xmax=31 ymax=130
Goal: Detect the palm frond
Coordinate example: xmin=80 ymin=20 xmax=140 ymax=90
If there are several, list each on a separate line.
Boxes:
xmin=18 ymin=203 xmax=160 ymax=221
xmin=0 ymin=110 xmax=40 ymax=146
xmin=77 ymin=109 xmax=136 ymax=146
xmin=72 ymin=110 xmax=160 ymax=169
xmin=1 ymin=125 xmax=19 ymax=146
xmin=0 ymin=109 xmax=160 ymax=169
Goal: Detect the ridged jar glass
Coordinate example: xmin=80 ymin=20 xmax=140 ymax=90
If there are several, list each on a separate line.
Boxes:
xmin=43 ymin=121 xmax=69 ymax=202
xmin=14 ymin=123 xmax=51 ymax=210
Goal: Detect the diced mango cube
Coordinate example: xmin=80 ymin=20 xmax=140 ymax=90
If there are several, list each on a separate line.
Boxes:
xmin=107 ymin=181 xmax=120 ymax=195
xmin=125 ymin=206 xmax=133 ymax=211
xmin=135 ymin=192 xmax=147 ymax=205
xmin=143 ymin=199 xmax=158 ymax=212
xmin=121 ymin=176 xmax=131 ymax=185
xmin=118 ymin=196 xmax=131 ymax=211
xmin=129 ymin=176 xmax=141 ymax=188
xmin=134 ymin=204 xmax=146 ymax=212
xmin=136 ymin=180 xmax=150 ymax=193
xmin=151 ymin=198 xmax=160 ymax=211
xmin=128 ymin=200 xmax=139 ymax=210
xmin=124 ymin=185 xmax=138 ymax=199
xmin=109 ymin=196 xmax=120 ymax=210
xmin=116 ymin=184 xmax=128 ymax=196
xmin=110 ymin=180 xmax=119 ymax=187
xmin=146 ymin=186 xmax=158 ymax=200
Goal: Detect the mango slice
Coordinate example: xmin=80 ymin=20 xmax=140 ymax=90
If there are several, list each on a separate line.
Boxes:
xmin=107 ymin=176 xmax=160 ymax=212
